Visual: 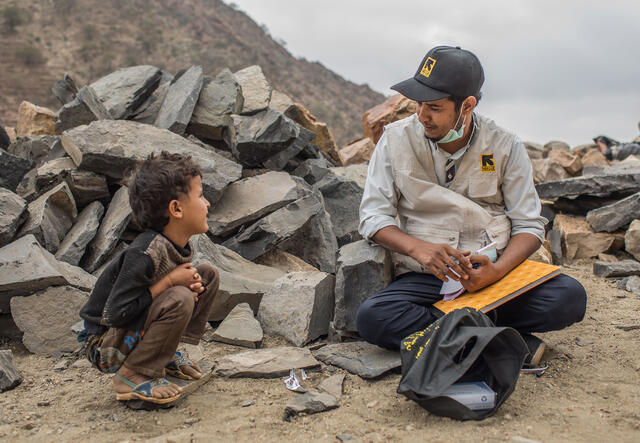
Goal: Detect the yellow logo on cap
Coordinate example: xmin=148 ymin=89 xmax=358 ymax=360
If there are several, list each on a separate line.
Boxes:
xmin=420 ymin=57 xmax=436 ymax=78
xmin=481 ymin=153 xmax=495 ymax=173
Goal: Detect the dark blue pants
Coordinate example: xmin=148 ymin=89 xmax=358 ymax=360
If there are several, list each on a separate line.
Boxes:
xmin=356 ymin=272 xmax=587 ymax=350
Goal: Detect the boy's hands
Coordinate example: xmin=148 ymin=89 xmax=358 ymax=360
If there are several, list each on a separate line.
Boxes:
xmin=167 ymin=263 xmax=205 ymax=301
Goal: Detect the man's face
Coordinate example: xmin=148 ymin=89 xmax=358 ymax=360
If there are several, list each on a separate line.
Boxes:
xmin=416 ymin=98 xmax=460 ymax=141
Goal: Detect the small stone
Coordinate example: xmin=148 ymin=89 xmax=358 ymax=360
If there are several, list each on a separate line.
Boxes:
xmin=511 ymin=437 xmax=541 ymax=443
xmin=617 ymin=275 xmax=640 ymax=293
xmin=254 ymin=249 xmax=318 ymax=273
xmin=53 ymin=359 xmax=71 ymax=371
xmin=553 ymin=214 xmax=617 ymax=261
xmin=51 ymin=73 xmax=78 ymax=105
xmin=318 ymin=373 xmax=345 ymax=400
xmin=37 ymin=401 xmax=51 ymax=407
xmin=241 ymin=399 xmax=255 ymax=407
xmin=615 ymin=324 xmax=640 ymax=331
xmin=336 ymin=434 xmax=354 ymax=442
xmin=367 ymin=400 xmax=378 ymax=408
xmin=283 ymin=391 xmax=338 ymax=420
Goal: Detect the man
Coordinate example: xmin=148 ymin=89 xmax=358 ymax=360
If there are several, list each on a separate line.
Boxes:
xmin=356 ymin=46 xmax=586 ymax=365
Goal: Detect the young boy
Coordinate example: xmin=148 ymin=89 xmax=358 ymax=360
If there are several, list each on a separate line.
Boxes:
xmin=79 ymin=151 xmax=219 ymax=404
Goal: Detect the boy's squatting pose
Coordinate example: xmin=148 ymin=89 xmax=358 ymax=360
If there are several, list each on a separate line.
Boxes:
xmin=78 ymin=151 xmax=219 ymax=404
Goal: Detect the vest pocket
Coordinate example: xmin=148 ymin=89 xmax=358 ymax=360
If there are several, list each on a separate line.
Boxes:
xmin=404 ymin=223 xmax=460 ymax=248
xmin=485 ymin=215 xmax=511 ymax=250
xmin=468 ymin=176 xmax=498 ymax=198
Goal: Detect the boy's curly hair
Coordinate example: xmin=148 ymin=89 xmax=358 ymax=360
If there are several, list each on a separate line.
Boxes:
xmin=127 ymin=151 xmax=202 ymax=232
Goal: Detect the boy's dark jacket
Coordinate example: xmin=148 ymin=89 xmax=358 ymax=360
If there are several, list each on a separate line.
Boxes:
xmin=79 ymin=230 xmax=193 ymax=333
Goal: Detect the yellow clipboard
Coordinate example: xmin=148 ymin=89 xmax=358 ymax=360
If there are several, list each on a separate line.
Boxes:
xmin=434 ymin=259 xmax=561 ymax=314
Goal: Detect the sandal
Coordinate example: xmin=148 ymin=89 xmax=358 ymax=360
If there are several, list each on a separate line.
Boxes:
xmin=115 ymin=372 xmax=181 ymax=404
xmin=165 ymin=349 xmax=199 ymax=380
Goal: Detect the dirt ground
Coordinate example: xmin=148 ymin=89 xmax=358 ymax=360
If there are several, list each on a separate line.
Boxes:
xmin=1 ymin=260 xmax=639 ymax=443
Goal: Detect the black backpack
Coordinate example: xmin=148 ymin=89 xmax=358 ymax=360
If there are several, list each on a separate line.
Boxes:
xmin=397 ymin=308 xmax=528 ymax=420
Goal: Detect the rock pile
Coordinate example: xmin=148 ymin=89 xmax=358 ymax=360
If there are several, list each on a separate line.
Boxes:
xmin=0 ymin=62 xmax=381 ymax=384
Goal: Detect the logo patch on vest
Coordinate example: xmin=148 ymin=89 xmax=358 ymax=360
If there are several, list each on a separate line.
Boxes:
xmin=481 ymin=153 xmax=495 ymax=173
xmin=420 ymin=57 xmax=436 ymax=78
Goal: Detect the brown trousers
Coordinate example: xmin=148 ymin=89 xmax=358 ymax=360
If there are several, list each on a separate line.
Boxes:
xmin=92 ymin=264 xmax=219 ymax=378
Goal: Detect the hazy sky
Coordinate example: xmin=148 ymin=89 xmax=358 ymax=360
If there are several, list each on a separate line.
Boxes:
xmin=229 ymin=0 xmax=640 ymax=147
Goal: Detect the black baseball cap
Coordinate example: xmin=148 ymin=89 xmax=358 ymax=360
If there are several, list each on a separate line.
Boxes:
xmin=391 ymin=46 xmax=484 ymax=102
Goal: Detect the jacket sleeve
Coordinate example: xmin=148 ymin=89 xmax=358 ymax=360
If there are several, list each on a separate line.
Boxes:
xmin=101 ymin=248 xmax=155 ymax=329
xmin=358 ymin=131 xmax=400 ymax=240
xmin=502 ymin=136 xmax=547 ymax=243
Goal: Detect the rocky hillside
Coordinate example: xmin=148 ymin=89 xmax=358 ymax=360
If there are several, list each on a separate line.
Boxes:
xmin=0 ymin=0 xmax=383 ymax=145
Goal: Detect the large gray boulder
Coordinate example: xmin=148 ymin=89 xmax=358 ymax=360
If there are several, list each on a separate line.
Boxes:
xmin=61 ymin=120 xmax=242 ymax=202
xmin=315 ymin=173 xmax=363 ymax=246
xmin=233 ymin=65 xmax=272 ymax=115
xmin=10 ymin=286 xmax=87 ymax=357
xmin=33 ymin=157 xmax=109 ymax=208
xmin=0 ymin=188 xmax=28 ymax=247
xmin=0 ymin=350 xmax=22 ymax=392
xmin=329 ymin=164 xmax=370 ymax=189
xmin=207 ymin=171 xmax=300 ymax=237
xmin=334 ymin=240 xmax=393 ymax=332
xmin=625 ymin=219 xmax=640 ymax=261
xmin=215 ymin=347 xmax=320 ymax=378
xmin=222 ymin=193 xmax=323 ymax=261
xmin=90 ymin=65 xmax=162 ymax=119
xmin=187 ymin=68 xmax=243 ymax=141
xmin=55 ymin=201 xmax=104 ymax=266
xmin=0 ymin=234 xmax=96 ymax=313
xmin=154 ymin=65 xmax=203 ymax=135
xmin=17 ymin=182 xmax=77 ymax=254
xmin=0 ymin=148 xmax=33 ymax=191
xmin=258 ymin=271 xmax=335 ymax=347
xmin=190 ymin=234 xmax=285 ymax=321
xmin=132 ymin=75 xmax=172 ymax=124
xmin=6 ymin=135 xmax=58 ymax=167
xmin=278 ymin=196 xmax=338 ymax=273
xmin=81 ymin=186 xmax=131 ymax=273
xmin=535 ymin=171 xmax=640 ymax=199
xmin=230 ymin=110 xmax=299 ymax=167
xmin=57 ymin=86 xmax=111 ymax=132
xmin=593 ymin=260 xmax=640 ymax=278
xmin=586 ymin=192 xmax=640 ymax=232
xmin=292 ymin=158 xmax=330 ymax=185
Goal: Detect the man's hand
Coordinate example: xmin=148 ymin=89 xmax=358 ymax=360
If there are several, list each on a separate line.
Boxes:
xmin=461 ymin=254 xmax=503 ymax=292
xmin=409 ymin=241 xmax=472 ymax=283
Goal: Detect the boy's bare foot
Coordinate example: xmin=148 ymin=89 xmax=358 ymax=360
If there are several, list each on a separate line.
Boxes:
xmin=178 ymin=360 xmax=202 ymax=379
xmin=114 ymin=365 xmax=182 ymax=400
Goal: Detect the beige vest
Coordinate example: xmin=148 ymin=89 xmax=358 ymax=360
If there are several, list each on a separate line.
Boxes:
xmin=385 ymin=113 xmax=516 ymax=275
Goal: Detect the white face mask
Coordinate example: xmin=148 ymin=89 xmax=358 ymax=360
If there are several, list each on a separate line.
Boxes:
xmin=437 ymin=109 xmax=465 ymax=144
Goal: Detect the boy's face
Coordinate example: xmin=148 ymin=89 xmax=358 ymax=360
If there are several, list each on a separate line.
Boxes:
xmin=178 ymin=175 xmax=210 ymax=235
